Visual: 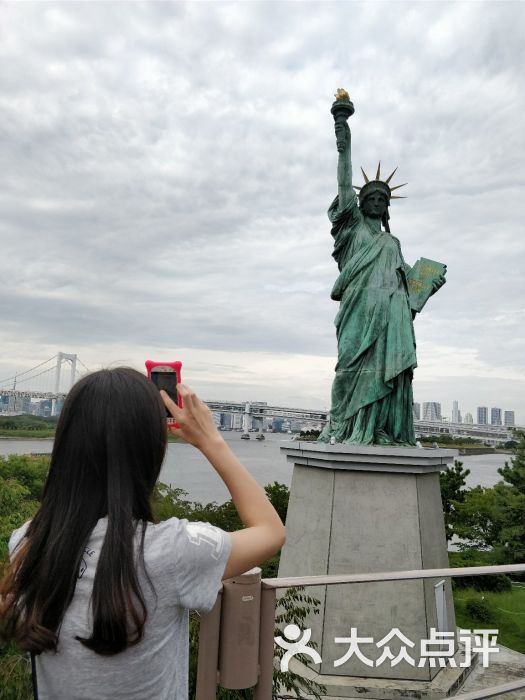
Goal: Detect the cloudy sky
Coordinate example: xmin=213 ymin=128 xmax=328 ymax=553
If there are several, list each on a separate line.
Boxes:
xmin=1 ymin=1 xmax=524 ymax=423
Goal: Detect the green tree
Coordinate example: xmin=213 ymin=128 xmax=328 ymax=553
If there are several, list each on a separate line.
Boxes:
xmin=439 ymin=459 xmax=470 ymax=540
xmin=264 ymin=481 xmax=289 ymax=524
xmin=0 ymin=456 xmax=48 ymax=561
xmin=453 ymin=432 xmax=525 ymax=563
xmin=499 ymin=430 xmax=525 ymax=493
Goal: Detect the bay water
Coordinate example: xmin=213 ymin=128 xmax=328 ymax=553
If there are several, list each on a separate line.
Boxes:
xmin=0 ymin=434 xmax=511 ymax=504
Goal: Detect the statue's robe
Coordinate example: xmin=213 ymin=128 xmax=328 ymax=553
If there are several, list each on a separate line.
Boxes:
xmin=319 ymin=191 xmax=417 ymax=445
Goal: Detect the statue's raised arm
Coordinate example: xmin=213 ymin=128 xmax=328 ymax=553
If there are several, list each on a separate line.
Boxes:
xmin=331 ymin=89 xmax=355 ymax=211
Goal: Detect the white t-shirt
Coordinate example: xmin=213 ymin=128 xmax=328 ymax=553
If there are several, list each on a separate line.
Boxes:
xmin=9 ymin=516 xmax=232 ymax=700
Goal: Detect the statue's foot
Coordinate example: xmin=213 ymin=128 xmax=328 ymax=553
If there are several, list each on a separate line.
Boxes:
xmin=374 ymin=429 xmax=393 ymax=445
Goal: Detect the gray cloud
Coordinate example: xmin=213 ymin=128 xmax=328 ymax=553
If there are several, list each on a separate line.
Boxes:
xmin=0 ymin=1 xmax=524 ymax=420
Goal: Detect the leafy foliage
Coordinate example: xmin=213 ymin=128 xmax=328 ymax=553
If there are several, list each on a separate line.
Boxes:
xmin=0 ymin=456 xmax=50 ymax=699
xmin=0 ymin=415 xmax=57 ymax=431
xmin=439 ymin=459 xmax=471 ymax=540
xmin=299 ymin=429 xmax=321 ymax=441
xmin=0 ymin=455 xmax=48 ymax=562
xmin=453 ymin=432 xmax=525 ymax=563
xmin=421 ymin=435 xmax=488 ymax=446
xmin=464 ymin=596 xmax=494 ymax=623
xmin=498 ymin=430 xmax=525 ymax=494
xmin=449 ymin=549 xmax=512 ymax=592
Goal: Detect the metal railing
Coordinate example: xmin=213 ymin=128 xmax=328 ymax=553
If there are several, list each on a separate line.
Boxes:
xmin=196 ymin=563 xmax=525 ymax=700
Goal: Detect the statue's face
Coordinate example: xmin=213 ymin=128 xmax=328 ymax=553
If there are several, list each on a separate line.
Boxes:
xmin=361 ymin=192 xmax=388 ymax=219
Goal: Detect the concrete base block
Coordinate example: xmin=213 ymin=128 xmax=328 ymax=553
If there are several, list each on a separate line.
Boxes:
xmin=278 ymin=444 xmax=458 ymax=685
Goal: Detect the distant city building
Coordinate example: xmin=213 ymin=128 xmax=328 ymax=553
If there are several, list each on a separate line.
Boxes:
xmin=7 ymin=395 xmax=31 ymax=413
xmin=413 ymin=402 xmax=421 ymax=420
xmin=272 ymin=418 xmax=284 ymax=432
xmin=490 ymin=407 xmax=502 ymax=426
xmin=451 ymin=401 xmax=460 ymax=423
xmin=477 ymin=406 xmax=488 ymax=425
xmin=422 ymin=402 xmax=442 ymax=422
xmin=504 ymin=410 xmax=515 ymax=427
xmin=232 ymin=414 xmax=243 ymax=430
xmin=464 ymin=412 xmax=474 ymax=424
xmin=220 ymin=412 xmax=232 ymax=429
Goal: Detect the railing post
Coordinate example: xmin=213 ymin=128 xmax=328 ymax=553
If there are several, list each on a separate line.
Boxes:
xmin=219 ymin=568 xmax=262 ymax=689
xmin=195 ymin=592 xmax=222 ymax=700
xmin=253 ymin=585 xmax=277 ymax=700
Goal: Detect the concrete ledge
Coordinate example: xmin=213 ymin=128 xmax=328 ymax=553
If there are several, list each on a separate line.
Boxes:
xmin=281 ymin=443 xmax=458 ymax=474
xmin=288 ymin=647 xmax=476 ymax=699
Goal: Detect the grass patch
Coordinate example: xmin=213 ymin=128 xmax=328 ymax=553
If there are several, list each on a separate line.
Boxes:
xmin=0 ymin=643 xmax=32 ymax=700
xmin=453 ymin=585 xmax=525 ymax=654
xmin=0 ymin=430 xmax=55 ymax=438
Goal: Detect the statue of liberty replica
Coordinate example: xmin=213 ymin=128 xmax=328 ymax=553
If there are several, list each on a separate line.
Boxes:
xmin=319 ymin=89 xmax=446 ymax=446
xmin=278 ymin=92 xmax=461 ymax=695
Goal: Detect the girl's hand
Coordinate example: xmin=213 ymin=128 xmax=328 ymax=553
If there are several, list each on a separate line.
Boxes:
xmin=160 ymin=384 xmax=223 ymax=453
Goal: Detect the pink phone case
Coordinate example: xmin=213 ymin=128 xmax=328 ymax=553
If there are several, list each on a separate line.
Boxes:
xmin=145 ymin=360 xmax=183 ymax=430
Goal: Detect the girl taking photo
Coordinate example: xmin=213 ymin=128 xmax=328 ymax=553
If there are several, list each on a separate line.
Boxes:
xmin=0 ymin=367 xmax=285 ymax=699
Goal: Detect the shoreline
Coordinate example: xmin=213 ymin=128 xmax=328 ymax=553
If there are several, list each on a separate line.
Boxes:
xmin=0 ymin=435 xmax=54 ymax=441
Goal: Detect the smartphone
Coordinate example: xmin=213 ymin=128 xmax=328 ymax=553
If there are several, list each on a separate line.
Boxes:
xmin=145 ymin=360 xmax=183 ymax=423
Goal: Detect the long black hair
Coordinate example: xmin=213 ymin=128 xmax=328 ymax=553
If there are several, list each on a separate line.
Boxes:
xmin=0 ymin=367 xmax=167 ymax=655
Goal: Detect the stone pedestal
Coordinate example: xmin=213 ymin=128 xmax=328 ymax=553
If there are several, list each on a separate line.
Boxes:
xmin=278 ymin=443 xmax=462 ymax=695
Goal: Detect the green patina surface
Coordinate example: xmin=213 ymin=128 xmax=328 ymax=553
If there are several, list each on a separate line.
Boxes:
xmin=319 ymin=93 xmax=446 ymax=446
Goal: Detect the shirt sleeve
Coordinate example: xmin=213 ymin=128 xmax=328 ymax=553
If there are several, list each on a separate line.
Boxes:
xmin=8 ymin=520 xmax=31 ymax=560
xmin=170 ymin=519 xmax=232 ymax=613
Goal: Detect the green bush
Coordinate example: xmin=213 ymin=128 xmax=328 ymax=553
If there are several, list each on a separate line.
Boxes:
xmin=456 ymin=574 xmax=512 ymax=593
xmin=465 ymin=597 xmax=493 ymax=623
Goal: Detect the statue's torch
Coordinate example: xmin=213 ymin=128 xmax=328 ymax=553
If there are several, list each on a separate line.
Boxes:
xmin=331 ymin=88 xmax=354 ymax=120
xmin=331 ymin=89 xmax=354 ymax=153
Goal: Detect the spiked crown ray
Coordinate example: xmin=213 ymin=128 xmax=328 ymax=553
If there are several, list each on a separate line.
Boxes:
xmin=353 ymin=162 xmax=407 ymax=202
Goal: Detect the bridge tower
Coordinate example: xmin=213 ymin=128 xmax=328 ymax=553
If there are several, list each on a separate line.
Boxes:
xmin=51 ymin=352 xmax=77 ymax=416
xmin=242 ymin=402 xmax=251 ymax=433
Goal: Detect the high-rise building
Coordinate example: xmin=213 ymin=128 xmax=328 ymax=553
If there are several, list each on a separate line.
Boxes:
xmin=220 ymin=413 xmax=233 ymax=429
xmin=413 ymin=402 xmax=421 ymax=420
xmin=272 ymin=418 xmax=284 ymax=432
xmin=7 ymin=395 xmax=31 ymax=413
xmin=232 ymin=414 xmax=243 ymax=430
xmin=477 ymin=407 xmax=488 ymax=425
xmin=491 ymin=408 xmax=502 ymax=426
xmin=464 ymin=412 xmax=474 ymax=424
xmin=504 ymin=411 xmax=515 ymax=427
xmin=423 ymin=402 xmax=442 ymax=422
xmin=451 ymin=401 xmax=460 ymax=423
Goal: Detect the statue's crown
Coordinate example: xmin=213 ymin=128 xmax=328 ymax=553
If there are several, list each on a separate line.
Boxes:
xmin=354 ymin=163 xmax=407 ymax=203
